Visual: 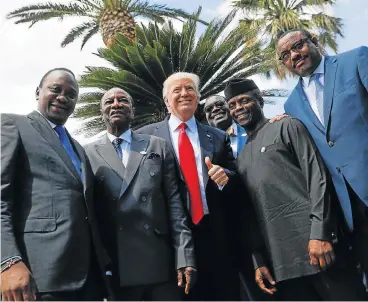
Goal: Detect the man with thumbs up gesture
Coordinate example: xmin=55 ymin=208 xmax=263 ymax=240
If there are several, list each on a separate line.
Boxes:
xmin=138 ymin=72 xmax=241 ymax=301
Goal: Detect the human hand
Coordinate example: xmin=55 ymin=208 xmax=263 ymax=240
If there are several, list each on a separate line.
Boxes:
xmin=205 ymin=157 xmax=229 ymax=186
xmin=255 ymin=266 xmax=276 ymax=295
xmin=269 ymin=114 xmax=289 ymax=123
xmin=177 ymin=266 xmax=197 ymax=294
xmin=1 ymin=261 xmax=37 ymax=301
xmin=308 ymin=239 xmax=335 ymax=271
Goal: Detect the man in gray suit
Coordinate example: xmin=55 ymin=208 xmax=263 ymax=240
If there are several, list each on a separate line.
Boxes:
xmin=1 ymin=68 xmax=109 ymax=301
xmin=84 ymin=87 xmax=196 ymax=300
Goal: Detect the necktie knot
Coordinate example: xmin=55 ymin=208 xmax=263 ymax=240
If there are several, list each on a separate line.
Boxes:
xmin=178 ymin=123 xmax=188 ymax=131
xmin=112 ymin=137 xmax=124 ymax=148
xmin=54 ymin=125 xmax=66 ymax=136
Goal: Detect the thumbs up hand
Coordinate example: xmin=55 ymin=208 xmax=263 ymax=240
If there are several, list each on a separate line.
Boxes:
xmin=205 ymin=157 xmax=229 ymax=186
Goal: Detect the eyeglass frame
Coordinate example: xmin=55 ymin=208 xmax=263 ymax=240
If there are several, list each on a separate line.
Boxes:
xmin=278 ymin=38 xmax=310 ymax=63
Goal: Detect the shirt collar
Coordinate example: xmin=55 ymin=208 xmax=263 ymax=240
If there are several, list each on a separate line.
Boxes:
xmin=227 ymin=121 xmax=238 ymax=136
xmin=107 ymin=128 xmax=132 ymax=144
xmin=168 ymin=114 xmax=197 ymax=133
xmin=36 ymin=109 xmax=58 ymax=129
xmin=302 ymin=56 xmax=325 ymax=87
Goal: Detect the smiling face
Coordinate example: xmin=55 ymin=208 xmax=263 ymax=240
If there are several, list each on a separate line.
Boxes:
xmin=227 ymin=93 xmax=264 ymax=128
xmin=204 ymin=95 xmax=232 ymax=131
xmin=36 ymin=70 xmax=78 ymax=125
xmin=164 ymin=78 xmax=198 ymax=122
xmin=101 ymin=88 xmax=133 ymax=135
xmin=277 ymin=31 xmax=322 ymax=77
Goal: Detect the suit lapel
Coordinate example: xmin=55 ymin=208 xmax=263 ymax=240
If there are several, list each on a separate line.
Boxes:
xmin=197 ymin=122 xmax=214 ymax=188
xmin=154 ymin=118 xmax=184 ymax=181
xmin=323 ymin=56 xmax=338 ymax=131
xmin=73 ymin=140 xmax=90 ymax=193
xmin=95 ymin=134 xmax=126 ymax=181
xmin=295 ymin=82 xmax=325 ymax=133
xmin=119 ymin=132 xmax=148 ymax=198
xmin=28 ymin=111 xmax=82 ymax=184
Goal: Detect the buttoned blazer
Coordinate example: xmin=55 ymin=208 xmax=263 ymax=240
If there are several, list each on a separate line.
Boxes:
xmin=1 ymin=111 xmax=108 ymax=292
xmin=84 ymin=132 xmax=195 ymax=287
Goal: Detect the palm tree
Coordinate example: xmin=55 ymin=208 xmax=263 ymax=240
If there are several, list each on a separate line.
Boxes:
xmin=232 ymin=0 xmax=343 ymax=78
xmin=73 ymin=9 xmax=270 ymax=136
xmin=7 ymin=0 xmax=209 ymax=49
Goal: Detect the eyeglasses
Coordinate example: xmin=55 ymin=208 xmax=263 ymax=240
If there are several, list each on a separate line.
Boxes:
xmin=278 ymin=38 xmax=309 ymax=63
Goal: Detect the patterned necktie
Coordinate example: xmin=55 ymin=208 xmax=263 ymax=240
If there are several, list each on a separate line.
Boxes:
xmin=54 ymin=125 xmax=82 ymax=178
xmin=311 ymin=73 xmax=325 ymax=126
xmin=178 ymin=123 xmax=204 ymax=224
xmin=112 ymin=138 xmax=124 ymax=160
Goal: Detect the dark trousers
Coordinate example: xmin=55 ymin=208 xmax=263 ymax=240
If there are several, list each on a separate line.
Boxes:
xmin=349 ymin=187 xmax=368 ymax=278
xmin=185 ymin=215 xmax=240 ymax=301
xmin=113 ymin=281 xmax=181 ymax=301
xmin=274 ymin=263 xmax=368 ymax=301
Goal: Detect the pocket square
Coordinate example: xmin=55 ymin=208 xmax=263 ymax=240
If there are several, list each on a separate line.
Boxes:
xmin=147 ymin=152 xmax=160 ymax=159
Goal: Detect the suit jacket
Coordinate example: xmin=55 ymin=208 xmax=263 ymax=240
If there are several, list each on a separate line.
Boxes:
xmin=284 ymin=46 xmax=368 ymax=229
xmin=1 ymin=111 xmax=108 ymax=293
xmin=84 ymin=132 xmax=195 ymax=287
xmin=137 ymin=117 xmax=237 ymax=222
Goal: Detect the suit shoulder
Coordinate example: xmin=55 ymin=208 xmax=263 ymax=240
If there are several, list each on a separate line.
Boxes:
xmin=200 ymin=123 xmax=226 ymax=138
xmin=336 ymin=46 xmax=366 ymax=60
xmin=136 ymin=121 xmax=164 ymax=134
xmin=1 ymin=113 xmax=25 ymax=122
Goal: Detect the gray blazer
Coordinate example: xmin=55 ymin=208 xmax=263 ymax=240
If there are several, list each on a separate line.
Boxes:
xmin=1 ymin=111 xmax=108 ymax=293
xmin=84 ymin=132 xmax=195 ymax=287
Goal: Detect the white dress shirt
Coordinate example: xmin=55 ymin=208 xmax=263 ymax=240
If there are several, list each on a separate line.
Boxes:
xmin=302 ymin=56 xmax=325 ymax=124
xmin=168 ymin=115 xmax=209 ymax=215
xmin=107 ymin=129 xmax=132 ymax=167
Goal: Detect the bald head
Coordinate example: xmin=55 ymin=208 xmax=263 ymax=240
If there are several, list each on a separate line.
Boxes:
xmin=100 ymin=87 xmax=134 ymax=136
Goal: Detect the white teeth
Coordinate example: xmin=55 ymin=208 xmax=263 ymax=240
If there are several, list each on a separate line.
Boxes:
xmin=238 ymin=114 xmax=247 ymax=118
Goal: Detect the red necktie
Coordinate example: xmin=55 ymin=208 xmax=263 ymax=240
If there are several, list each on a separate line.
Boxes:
xmin=178 ymin=123 xmax=204 ymax=224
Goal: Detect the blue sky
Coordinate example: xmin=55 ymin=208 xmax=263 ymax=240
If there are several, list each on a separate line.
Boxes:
xmin=0 ymin=0 xmax=367 ymax=141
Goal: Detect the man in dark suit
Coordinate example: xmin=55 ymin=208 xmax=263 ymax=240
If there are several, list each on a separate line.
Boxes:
xmin=84 ymin=87 xmax=196 ymax=301
xmin=278 ymin=29 xmax=368 ymax=281
xmin=138 ymin=72 xmax=240 ymax=301
xmin=1 ymin=68 xmax=109 ymax=301
xmin=225 ymin=77 xmax=368 ymax=300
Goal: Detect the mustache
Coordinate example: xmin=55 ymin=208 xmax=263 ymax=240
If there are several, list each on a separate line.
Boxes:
xmin=292 ymin=54 xmax=308 ymax=68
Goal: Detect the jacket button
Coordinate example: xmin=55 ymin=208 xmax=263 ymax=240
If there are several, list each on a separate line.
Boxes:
xmin=112 ymin=197 xmax=117 ymax=201
xmin=142 ymin=196 xmax=147 ymax=202
xmin=100 ymin=176 xmax=105 ymax=181
xmin=85 ymin=216 xmax=89 ymax=220
xmin=143 ymin=224 xmax=149 ymax=230
xmin=336 ymin=167 xmax=341 ymax=173
xmin=328 ymin=141 xmax=334 ymax=147
xmin=150 ymin=172 xmax=155 ymax=177
xmin=119 ymin=225 xmax=123 ymax=231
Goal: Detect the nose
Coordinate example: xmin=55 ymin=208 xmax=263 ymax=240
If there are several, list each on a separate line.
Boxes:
xmin=56 ymin=94 xmax=67 ymax=103
xmin=180 ymin=87 xmax=188 ymax=96
xmin=290 ymin=49 xmax=301 ymax=61
xmin=235 ymin=102 xmax=243 ymax=111
xmin=112 ymin=98 xmax=121 ymax=107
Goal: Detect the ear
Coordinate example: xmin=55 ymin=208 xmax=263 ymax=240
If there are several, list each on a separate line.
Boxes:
xmin=164 ymin=98 xmax=170 ymax=108
xmin=35 ymin=87 xmax=40 ymax=100
xmin=311 ymin=36 xmax=318 ymax=47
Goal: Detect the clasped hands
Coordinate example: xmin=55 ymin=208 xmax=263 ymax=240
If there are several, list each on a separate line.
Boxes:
xmin=177 ymin=266 xmax=197 ymax=294
xmin=255 ymin=239 xmax=335 ymax=295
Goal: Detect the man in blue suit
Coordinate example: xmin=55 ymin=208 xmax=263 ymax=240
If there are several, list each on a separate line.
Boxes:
xmin=278 ymin=29 xmax=368 ymax=280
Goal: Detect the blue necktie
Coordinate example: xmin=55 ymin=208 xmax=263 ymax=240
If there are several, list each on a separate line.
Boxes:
xmin=311 ymin=73 xmax=325 ymax=126
xmin=112 ymin=138 xmax=124 ymax=160
xmin=54 ymin=125 xmax=82 ymax=178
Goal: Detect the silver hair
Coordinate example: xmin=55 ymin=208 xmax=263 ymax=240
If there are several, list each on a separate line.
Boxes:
xmin=162 ymin=72 xmax=201 ymax=100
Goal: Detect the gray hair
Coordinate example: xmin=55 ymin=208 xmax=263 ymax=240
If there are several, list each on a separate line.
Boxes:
xmin=162 ymin=72 xmax=201 ymax=100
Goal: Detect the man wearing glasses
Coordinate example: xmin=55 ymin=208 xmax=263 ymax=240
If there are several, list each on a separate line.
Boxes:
xmin=277 ymin=29 xmax=368 ymax=290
